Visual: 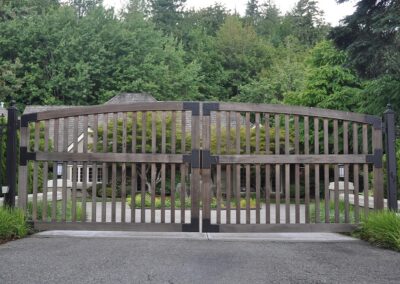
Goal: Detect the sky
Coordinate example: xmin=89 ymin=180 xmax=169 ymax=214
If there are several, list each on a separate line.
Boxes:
xmin=103 ymin=0 xmax=358 ymax=26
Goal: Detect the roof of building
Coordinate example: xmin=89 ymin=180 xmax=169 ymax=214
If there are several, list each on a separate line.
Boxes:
xmin=104 ymin=93 xmax=156 ymax=104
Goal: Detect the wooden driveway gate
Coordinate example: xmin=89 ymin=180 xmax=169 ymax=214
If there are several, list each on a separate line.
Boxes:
xmin=17 ymin=102 xmax=384 ymax=232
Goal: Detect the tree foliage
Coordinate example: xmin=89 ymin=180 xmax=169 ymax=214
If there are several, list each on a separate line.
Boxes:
xmin=284 ymin=40 xmax=361 ymax=111
xmin=330 ymin=0 xmax=400 ymax=120
xmin=0 ymin=0 xmax=394 ymax=124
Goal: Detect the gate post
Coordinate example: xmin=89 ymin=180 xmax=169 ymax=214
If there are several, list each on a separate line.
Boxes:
xmin=383 ymin=104 xmax=398 ymax=211
xmin=4 ymin=101 xmax=18 ymax=208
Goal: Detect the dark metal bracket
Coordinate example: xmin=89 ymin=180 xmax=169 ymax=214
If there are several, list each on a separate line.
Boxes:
xmin=183 ymin=149 xmax=201 ymax=168
xmin=202 ymin=219 xmax=220 ymax=232
xmin=201 ymin=150 xmax=219 ymax=169
xmin=20 ymin=113 xmax=38 ymax=127
xmin=203 ymin=103 xmax=220 ymax=116
xmin=364 ymin=115 xmax=383 ymax=130
xmin=183 ymin=102 xmax=200 ymax=116
xmin=182 ymin=218 xmax=199 ymax=232
xmin=366 ymin=149 xmax=383 ymax=169
xmin=19 ymin=147 xmax=36 ymax=166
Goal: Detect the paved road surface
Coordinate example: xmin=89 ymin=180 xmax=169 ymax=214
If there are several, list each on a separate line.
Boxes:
xmin=0 ymin=233 xmax=399 ymax=284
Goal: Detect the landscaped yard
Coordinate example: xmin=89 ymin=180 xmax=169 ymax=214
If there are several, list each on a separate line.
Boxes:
xmin=26 ymin=201 xmax=84 ymax=222
xmin=126 ymin=193 xmax=258 ymax=209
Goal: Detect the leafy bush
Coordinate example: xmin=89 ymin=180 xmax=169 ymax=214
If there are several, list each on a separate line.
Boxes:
xmin=0 ymin=207 xmax=29 ymax=240
xmin=356 ymin=210 xmax=400 ymax=251
xmin=127 ymin=194 xmax=191 ymax=209
xmin=126 ymin=194 xmax=258 ymax=209
xmin=310 ymin=200 xmax=355 ymax=223
xmin=27 ymin=201 xmax=84 ymax=222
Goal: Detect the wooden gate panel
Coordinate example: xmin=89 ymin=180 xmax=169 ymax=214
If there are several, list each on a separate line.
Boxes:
xmin=202 ymin=103 xmax=384 ymax=232
xmin=18 ymin=102 xmax=200 ymax=232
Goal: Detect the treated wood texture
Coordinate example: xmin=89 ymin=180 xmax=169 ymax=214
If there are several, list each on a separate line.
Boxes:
xmin=32 ymin=123 xmax=40 ymax=221
xmin=353 ymin=123 xmax=360 ymax=223
xmin=304 ymin=116 xmax=310 ymax=224
xmin=275 ymin=114 xmax=280 ymax=224
xmin=218 ymin=103 xmax=380 ymax=126
xmin=314 ymin=118 xmax=320 ymax=223
xmin=52 ymin=119 xmax=59 ymax=221
xmin=91 ymin=115 xmax=98 ymax=223
xmin=35 ymin=102 xmax=184 ymax=120
xmin=23 ymin=102 xmax=384 ymax=232
xmin=294 ymin=116 xmax=300 ymax=224
xmin=285 ymin=115 xmax=290 ymax=224
xmin=131 ymin=112 xmax=137 ymax=223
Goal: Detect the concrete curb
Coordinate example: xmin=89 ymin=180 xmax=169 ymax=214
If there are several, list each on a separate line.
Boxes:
xmin=33 ymin=231 xmax=359 ymax=242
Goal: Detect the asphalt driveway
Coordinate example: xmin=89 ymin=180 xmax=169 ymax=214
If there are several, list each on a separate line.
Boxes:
xmin=0 ymin=233 xmax=399 ymax=284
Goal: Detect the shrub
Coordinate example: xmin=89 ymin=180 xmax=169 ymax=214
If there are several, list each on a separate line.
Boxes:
xmin=27 ymin=201 xmax=84 ymax=222
xmin=310 ymin=200 xmax=355 ymax=223
xmin=126 ymin=194 xmax=257 ymax=209
xmin=0 ymin=207 xmax=29 ymax=240
xmin=356 ymin=210 xmax=400 ymax=251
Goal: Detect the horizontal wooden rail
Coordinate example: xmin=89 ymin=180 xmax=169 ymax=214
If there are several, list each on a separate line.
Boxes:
xmin=33 ymin=221 xmax=185 ymax=232
xmin=217 ymin=154 xmax=374 ymax=165
xmin=32 ymin=152 xmax=184 ymax=163
xmin=21 ymin=102 xmax=189 ymax=125
xmin=217 ymin=224 xmax=356 ymax=233
xmin=217 ymin=103 xmax=381 ymax=128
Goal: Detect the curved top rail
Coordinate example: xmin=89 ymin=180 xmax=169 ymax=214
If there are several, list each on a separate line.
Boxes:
xmin=215 ymin=102 xmax=382 ymax=128
xmin=21 ymin=102 xmax=187 ymax=126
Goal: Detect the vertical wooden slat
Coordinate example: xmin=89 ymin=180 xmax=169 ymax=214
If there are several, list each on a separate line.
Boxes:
xmin=141 ymin=112 xmax=147 ymax=223
xmin=275 ymin=114 xmax=280 ymax=224
xmin=52 ymin=119 xmax=59 ymax=222
xmin=314 ymin=118 xmax=320 ymax=223
xmin=180 ymin=111 xmax=186 ymax=224
xmin=17 ymin=126 xmax=29 ymax=210
xmin=201 ymin=110 xmax=212 ymax=228
xmin=111 ymin=113 xmax=117 ymax=223
xmin=362 ymin=125 xmax=369 ymax=217
xmin=353 ymin=123 xmax=360 ymax=223
xmin=245 ymin=112 xmax=251 ymax=224
xmin=324 ymin=119 xmax=330 ymax=223
xmin=121 ymin=113 xmax=127 ymax=223
xmin=343 ymin=121 xmax=350 ymax=223
xmin=255 ymin=113 xmax=261 ymax=224
xmin=161 ymin=112 xmax=166 ymax=223
xmin=170 ymin=111 xmax=176 ymax=223
xmin=236 ymin=112 xmax=241 ymax=224
xmin=91 ymin=115 xmax=98 ymax=223
xmin=62 ymin=118 xmax=68 ymax=222
xmin=373 ymin=127 xmax=384 ymax=210
xmin=72 ymin=117 xmax=78 ymax=222
xmin=151 ymin=112 xmax=156 ymax=223
xmin=131 ymin=112 xmax=137 ymax=223
xmin=191 ymin=109 xmax=201 ymax=228
xmin=226 ymin=112 xmax=232 ymax=224
xmin=101 ymin=114 xmax=108 ymax=223
xmin=32 ymin=122 xmax=40 ymax=221
xmin=265 ymin=114 xmax=271 ymax=224
xmin=216 ymin=112 xmax=221 ymax=224
xmin=334 ymin=120 xmax=339 ymax=223
xmin=285 ymin=115 xmax=290 ymax=224
xmin=304 ymin=116 xmax=310 ymax=224
xmin=81 ymin=116 xmax=88 ymax=223
xmin=294 ymin=116 xmax=300 ymax=223
xmin=42 ymin=120 xmax=49 ymax=221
